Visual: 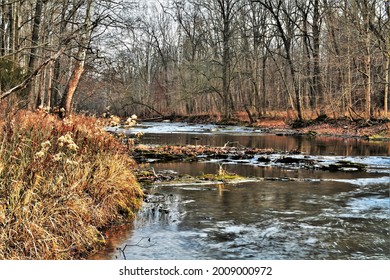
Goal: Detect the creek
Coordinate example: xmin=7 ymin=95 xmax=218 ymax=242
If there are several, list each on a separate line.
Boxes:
xmin=93 ymin=122 xmax=390 ymax=260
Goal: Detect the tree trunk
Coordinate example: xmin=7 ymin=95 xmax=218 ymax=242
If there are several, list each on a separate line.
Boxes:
xmin=51 ymin=0 xmax=72 ymax=109
xmin=261 ymin=54 xmax=267 ymax=115
xmin=222 ymin=4 xmax=232 ymax=119
xmin=0 ymin=0 xmax=5 ymax=57
xmin=385 ymin=2 xmax=390 ymax=118
xmin=46 ymin=60 xmax=54 ymax=108
xmin=25 ymin=0 xmax=44 ymax=110
xmin=284 ymin=36 xmax=303 ymax=120
xmin=313 ymin=0 xmax=323 ymax=114
xmin=60 ymin=0 xmax=94 ymax=118
xmin=364 ymin=50 xmax=371 ymax=120
xmin=385 ymin=55 xmax=389 ymax=117
xmin=60 ymin=56 xmax=86 ymax=118
xmin=363 ymin=2 xmax=372 ymax=121
xmin=37 ymin=67 xmax=46 ymax=108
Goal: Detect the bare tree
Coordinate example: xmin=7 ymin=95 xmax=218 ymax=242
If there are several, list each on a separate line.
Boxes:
xmin=25 ymin=0 xmax=46 ymax=110
xmin=60 ymin=0 xmax=95 ymax=118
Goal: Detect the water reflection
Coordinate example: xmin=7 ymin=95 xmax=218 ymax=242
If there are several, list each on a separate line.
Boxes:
xmin=140 ymin=133 xmax=389 ymax=157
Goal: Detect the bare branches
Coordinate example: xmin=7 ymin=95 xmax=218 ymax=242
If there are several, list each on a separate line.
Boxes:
xmin=2 ymin=0 xmax=388 ymax=120
xmin=0 ymin=48 xmax=65 ymax=100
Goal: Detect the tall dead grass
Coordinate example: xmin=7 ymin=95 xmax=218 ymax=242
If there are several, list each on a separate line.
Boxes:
xmin=0 ymin=110 xmax=143 ymax=259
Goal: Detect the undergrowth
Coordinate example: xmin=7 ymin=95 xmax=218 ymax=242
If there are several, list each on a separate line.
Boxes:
xmin=0 ymin=110 xmax=143 ymax=259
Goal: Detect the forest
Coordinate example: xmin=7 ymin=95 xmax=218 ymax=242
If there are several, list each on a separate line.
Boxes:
xmin=0 ymin=0 xmax=389 ymax=122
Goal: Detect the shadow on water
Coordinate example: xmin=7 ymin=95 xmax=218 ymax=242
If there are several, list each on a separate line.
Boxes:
xmin=93 ymin=123 xmax=390 ymax=260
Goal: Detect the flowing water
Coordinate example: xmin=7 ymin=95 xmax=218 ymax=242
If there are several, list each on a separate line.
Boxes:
xmin=94 ymin=122 xmax=390 ymax=260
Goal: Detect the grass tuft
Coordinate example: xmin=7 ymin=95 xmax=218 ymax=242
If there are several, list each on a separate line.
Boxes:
xmin=0 ymin=110 xmax=143 ymax=259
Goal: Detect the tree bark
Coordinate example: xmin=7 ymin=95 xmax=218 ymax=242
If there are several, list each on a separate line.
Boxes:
xmin=362 ymin=0 xmax=372 ymax=120
xmin=312 ymin=0 xmax=323 ymax=114
xmin=60 ymin=0 xmax=94 ymax=118
xmin=0 ymin=0 xmax=5 ymax=57
xmin=60 ymin=56 xmax=86 ymax=117
xmin=222 ymin=16 xmax=231 ymax=119
xmin=25 ymin=0 xmax=45 ymax=110
xmin=385 ymin=2 xmax=390 ymax=117
xmin=385 ymin=55 xmax=389 ymax=117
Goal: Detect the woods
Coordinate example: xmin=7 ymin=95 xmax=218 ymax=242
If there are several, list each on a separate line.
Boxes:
xmin=0 ymin=0 xmax=389 ymax=121
xmin=0 ymin=0 xmax=389 ymax=262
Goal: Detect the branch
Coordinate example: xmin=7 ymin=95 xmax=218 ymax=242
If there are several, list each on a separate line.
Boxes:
xmin=0 ymin=48 xmax=65 ymax=101
xmin=123 ymin=99 xmax=165 ymax=117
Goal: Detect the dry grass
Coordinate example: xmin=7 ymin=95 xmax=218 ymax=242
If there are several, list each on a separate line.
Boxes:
xmin=0 ymin=110 xmax=143 ymax=259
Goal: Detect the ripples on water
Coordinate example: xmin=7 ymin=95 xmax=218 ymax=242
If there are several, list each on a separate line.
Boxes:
xmin=95 ymin=123 xmax=390 ymax=260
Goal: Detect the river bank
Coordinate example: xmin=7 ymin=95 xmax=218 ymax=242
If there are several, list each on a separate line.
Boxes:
xmin=158 ymin=114 xmax=390 ymax=141
xmin=0 ymin=111 xmax=143 ymax=259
